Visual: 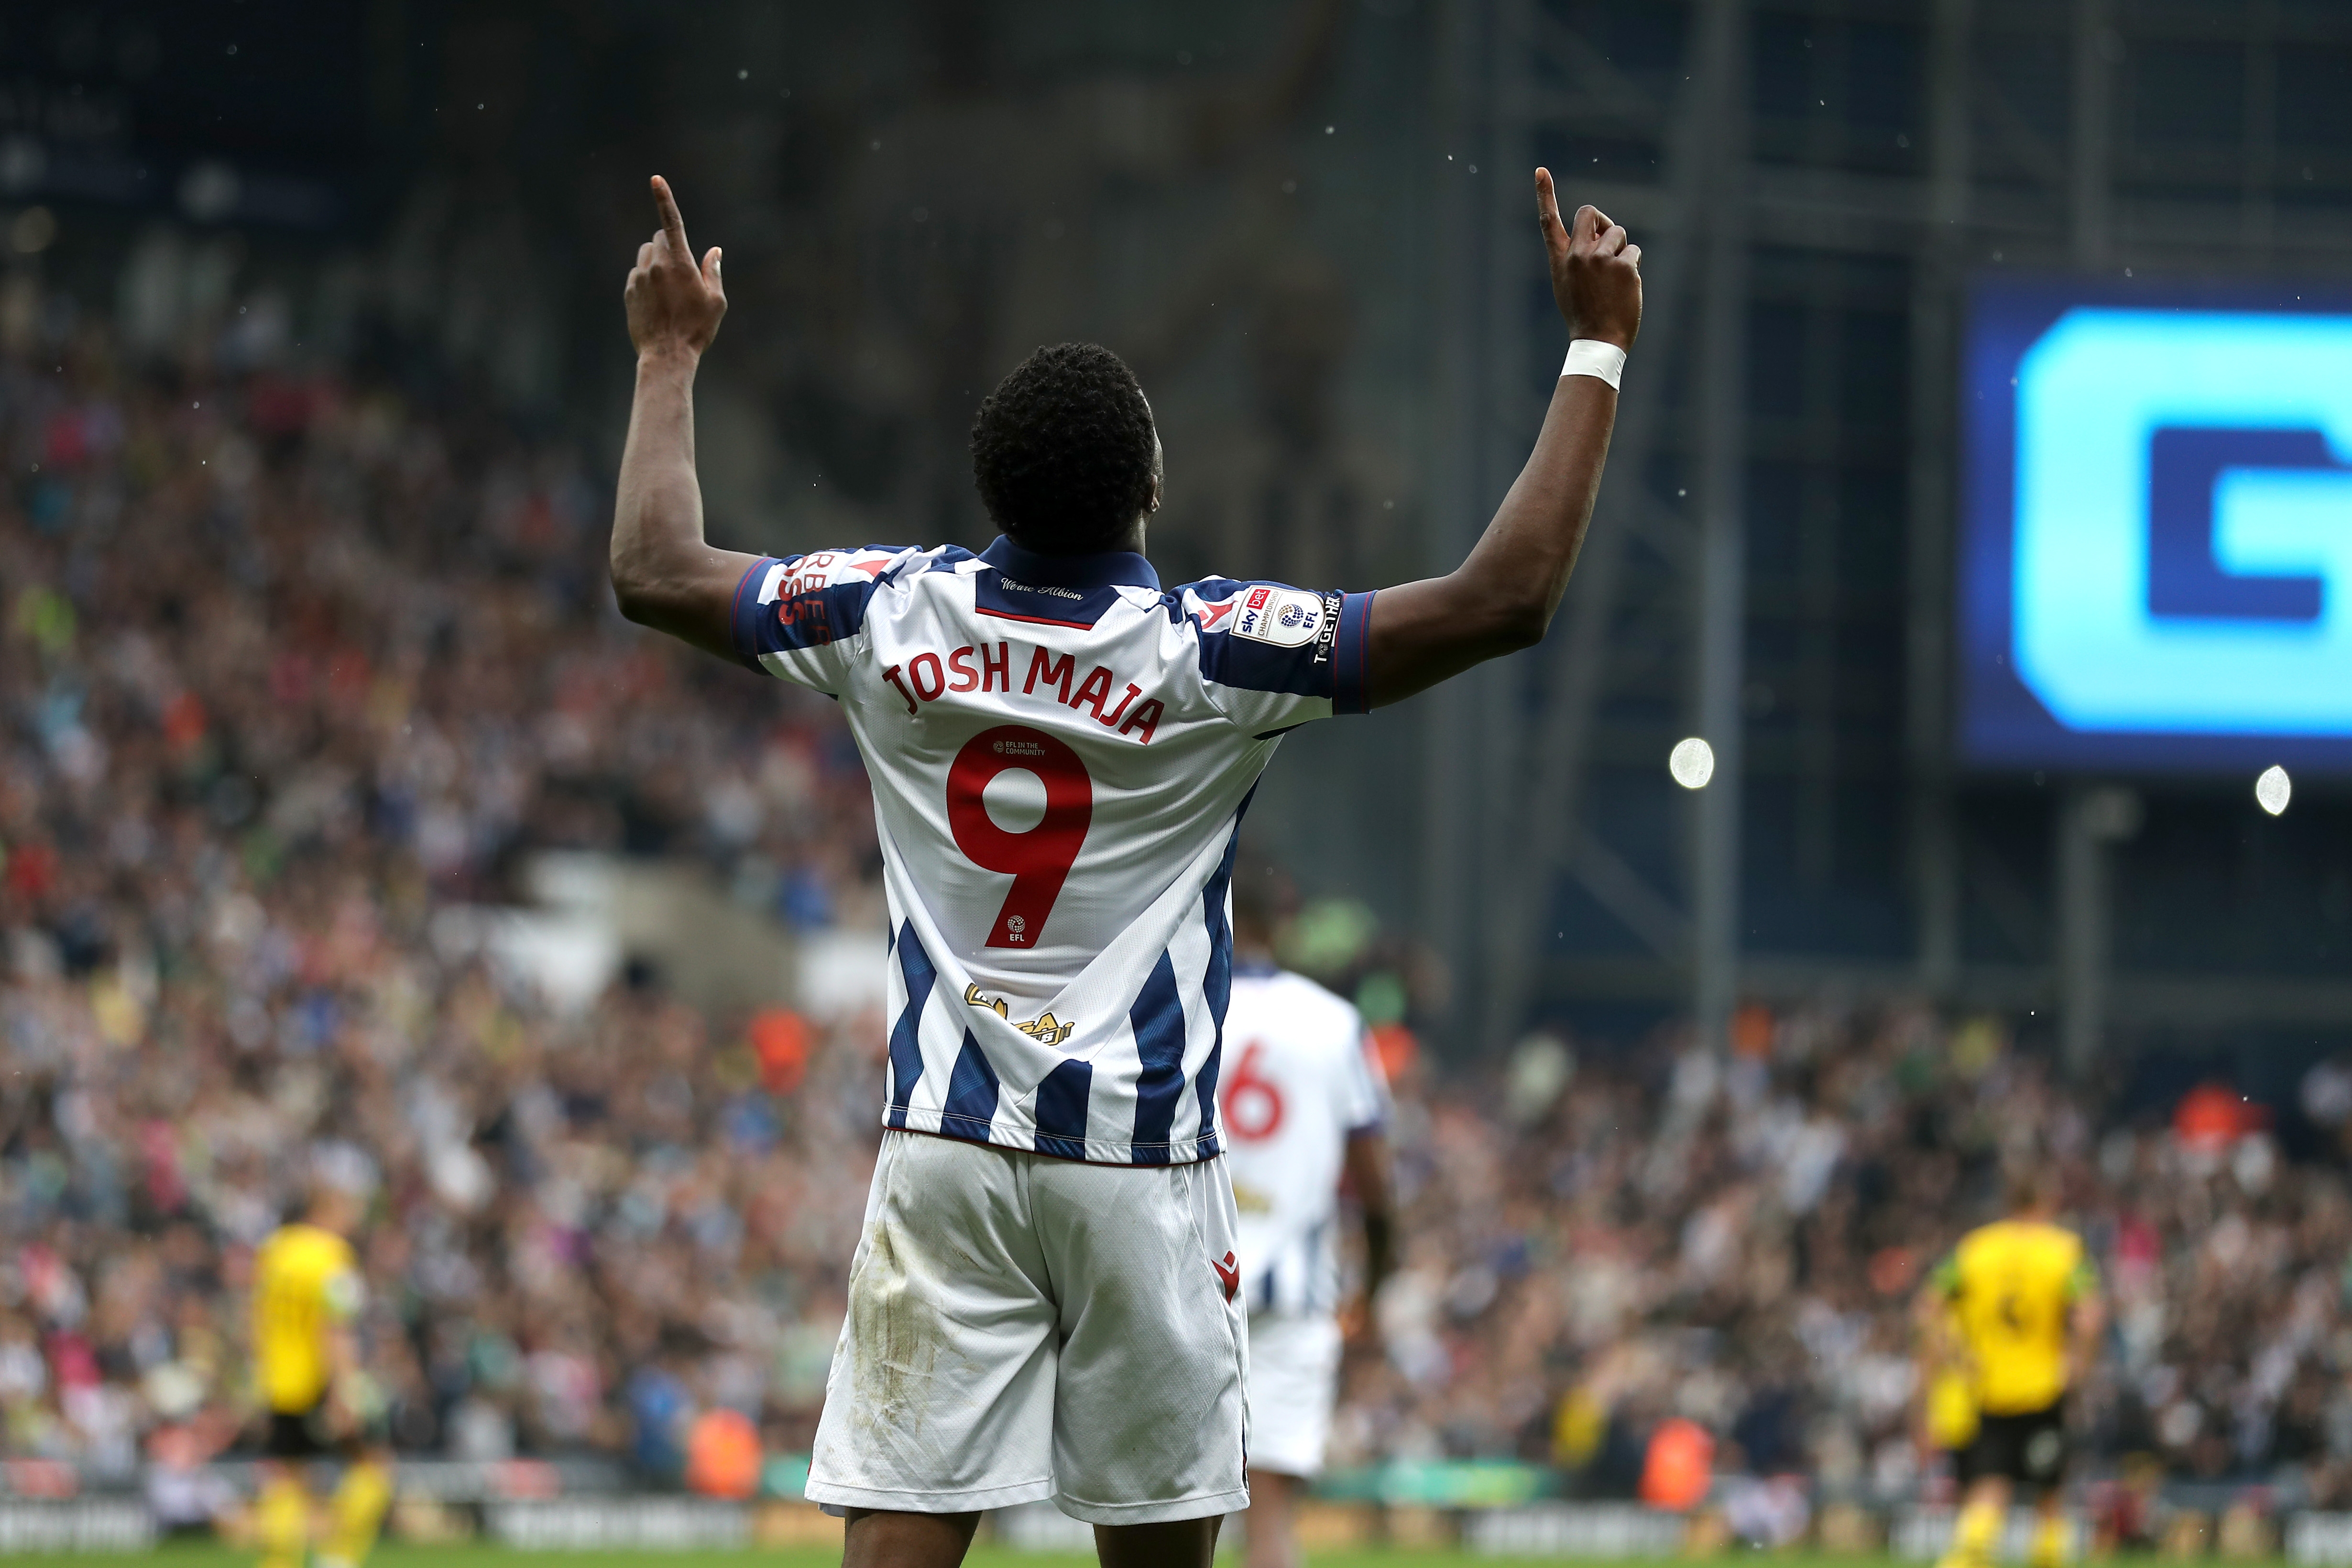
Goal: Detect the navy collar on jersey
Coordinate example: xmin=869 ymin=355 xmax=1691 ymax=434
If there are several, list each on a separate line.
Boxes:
xmin=1232 ymin=956 xmax=1280 ymax=979
xmin=981 ymin=535 xmax=1161 ymax=592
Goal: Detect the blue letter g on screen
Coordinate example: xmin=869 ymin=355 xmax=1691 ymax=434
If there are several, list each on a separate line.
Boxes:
xmin=2014 ymin=310 xmax=2352 ymax=735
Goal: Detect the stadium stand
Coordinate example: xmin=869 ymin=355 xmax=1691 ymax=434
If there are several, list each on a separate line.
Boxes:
xmin=1355 ymin=1012 xmax=2352 ymax=1508
xmin=3 ymin=292 xmax=2351 ymax=1535
xmin=0 ymin=296 xmax=881 ymax=1487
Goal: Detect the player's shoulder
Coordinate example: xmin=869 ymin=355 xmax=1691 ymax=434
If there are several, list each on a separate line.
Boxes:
xmin=741 ymin=544 xmax=978 ymax=658
xmin=2027 ymin=1219 xmax=2085 ymax=1259
xmin=1168 ymin=575 xmax=1371 ymax=713
xmin=1240 ymin=967 xmax=1363 ymax=1037
xmin=1953 ymin=1221 xmax=2002 ymax=1261
xmin=755 ymin=543 xmax=967 ymax=598
xmin=1173 ymin=577 xmax=1341 ymax=655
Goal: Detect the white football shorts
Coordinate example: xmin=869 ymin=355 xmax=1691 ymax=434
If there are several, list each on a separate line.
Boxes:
xmin=807 ymin=1130 xmax=1251 ymax=1525
xmin=1243 ymin=1311 xmax=1342 ymax=1477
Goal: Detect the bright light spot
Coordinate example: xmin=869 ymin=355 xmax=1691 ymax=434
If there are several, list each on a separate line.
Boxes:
xmin=9 ymin=206 xmax=55 ymax=255
xmin=2256 ymin=765 xmax=2291 ymax=816
xmin=1669 ymin=737 xmax=1715 ymax=790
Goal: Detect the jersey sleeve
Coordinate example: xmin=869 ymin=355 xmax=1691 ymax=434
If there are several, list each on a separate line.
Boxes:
xmin=731 ymin=547 xmax=911 ymax=694
xmin=1929 ymin=1251 xmax=1963 ymax=1298
xmin=1341 ymin=1021 xmax=1392 ymax=1135
xmin=1181 ymin=580 xmax=1375 ymax=734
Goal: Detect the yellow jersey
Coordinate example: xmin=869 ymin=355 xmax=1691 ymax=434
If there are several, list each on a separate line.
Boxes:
xmin=252 ymin=1223 xmax=362 ymax=1414
xmin=1925 ymin=1303 xmax=1980 ymax=1449
xmin=1932 ymin=1218 xmax=2096 ymax=1416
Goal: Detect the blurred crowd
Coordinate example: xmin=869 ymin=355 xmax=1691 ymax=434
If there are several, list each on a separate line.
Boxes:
xmin=0 ymin=287 xmax=888 ymax=1486
xmin=6 ymin=288 xmax=2352 ymax=1521
xmin=1346 ymin=1008 xmax=2352 ymax=1511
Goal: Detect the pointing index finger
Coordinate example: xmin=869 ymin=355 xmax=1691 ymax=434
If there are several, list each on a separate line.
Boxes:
xmin=1534 ymin=169 xmax=1568 ymax=248
xmin=651 ymin=175 xmax=690 ymax=259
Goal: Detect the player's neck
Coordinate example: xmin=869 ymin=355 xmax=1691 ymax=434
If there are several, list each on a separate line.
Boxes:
xmin=1002 ymin=519 xmax=1149 ymax=559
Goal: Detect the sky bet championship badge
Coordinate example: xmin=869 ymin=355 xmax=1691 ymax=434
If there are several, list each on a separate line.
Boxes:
xmin=1231 ymin=585 xmax=1325 ymax=647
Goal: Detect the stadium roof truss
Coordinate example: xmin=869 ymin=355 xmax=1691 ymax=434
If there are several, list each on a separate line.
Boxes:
xmin=1430 ymin=0 xmax=2352 ymax=1060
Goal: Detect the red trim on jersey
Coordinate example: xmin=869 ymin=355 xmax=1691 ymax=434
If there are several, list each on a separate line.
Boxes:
xmin=976 ymin=605 xmax=1097 ymax=630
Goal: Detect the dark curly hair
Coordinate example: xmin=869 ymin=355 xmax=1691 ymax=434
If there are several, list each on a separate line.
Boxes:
xmin=970 ymin=343 xmax=1158 ymax=555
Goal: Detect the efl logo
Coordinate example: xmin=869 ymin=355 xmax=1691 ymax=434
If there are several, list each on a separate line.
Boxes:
xmin=1232 ymin=586 xmax=1324 ymax=647
xmin=1960 ymin=283 xmax=2352 ymax=772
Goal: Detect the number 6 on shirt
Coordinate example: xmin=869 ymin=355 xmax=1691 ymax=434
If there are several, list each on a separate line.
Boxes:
xmin=946 ymin=726 xmax=1094 ymax=948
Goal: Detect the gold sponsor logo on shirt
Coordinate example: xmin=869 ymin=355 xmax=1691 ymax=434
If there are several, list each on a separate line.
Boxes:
xmin=963 ymin=984 xmax=1077 ymax=1047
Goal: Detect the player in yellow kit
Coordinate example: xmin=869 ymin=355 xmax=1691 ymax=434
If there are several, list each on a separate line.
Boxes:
xmin=1915 ymin=1171 xmax=2104 ymax=1568
xmin=1919 ymin=1296 xmax=1981 ymax=1468
xmin=251 ymin=1186 xmax=393 ymax=1568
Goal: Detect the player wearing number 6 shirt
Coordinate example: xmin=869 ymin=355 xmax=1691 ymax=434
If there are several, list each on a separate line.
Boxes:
xmin=610 ymin=171 xmax=1640 ymax=1568
xmin=1218 ymin=867 xmax=1393 ymax=1568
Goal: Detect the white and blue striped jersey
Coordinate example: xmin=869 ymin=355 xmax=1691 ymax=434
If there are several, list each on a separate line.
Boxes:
xmin=733 ymin=534 xmax=1375 ymax=1165
xmin=1219 ymin=964 xmax=1390 ymax=1315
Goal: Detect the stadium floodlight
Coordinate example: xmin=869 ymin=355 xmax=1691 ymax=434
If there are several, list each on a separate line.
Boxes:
xmin=1669 ymin=737 xmax=1715 ymax=790
xmin=2255 ymin=764 xmax=2292 ymax=816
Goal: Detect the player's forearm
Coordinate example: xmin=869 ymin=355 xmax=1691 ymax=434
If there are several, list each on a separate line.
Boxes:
xmin=1345 ymin=1130 xmax=1398 ymax=1292
xmin=612 ymin=347 xmax=722 ymax=637
xmin=1362 ymin=1208 xmax=1395 ymax=1294
xmin=611 ymin=179 xmax=747 ymax=658
xmin=1363 ymin=375 xmax=1616 ymax=705
xmin=1463 ymin=373 xmax=1618 ymax=639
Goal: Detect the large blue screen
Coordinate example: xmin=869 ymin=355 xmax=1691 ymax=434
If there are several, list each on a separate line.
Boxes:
xmin=1961 ymin=278 xmax=2352 ymax=773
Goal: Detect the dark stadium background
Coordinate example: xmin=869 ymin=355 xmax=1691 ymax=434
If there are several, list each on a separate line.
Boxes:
xmin=7 ymin=0 xmax=2352 ymax=1557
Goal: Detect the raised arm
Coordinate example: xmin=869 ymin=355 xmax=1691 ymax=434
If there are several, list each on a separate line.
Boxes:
xmin=611 ymin=176 xmax=764 ymax=661
xmin=1364 ymin=169 xmax=1643 ymax=707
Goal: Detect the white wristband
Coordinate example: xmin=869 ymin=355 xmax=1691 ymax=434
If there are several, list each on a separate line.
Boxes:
xmin=1562 ymin=339 xmax=1627 ymax=390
